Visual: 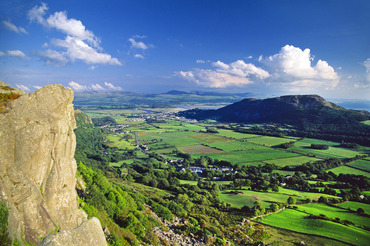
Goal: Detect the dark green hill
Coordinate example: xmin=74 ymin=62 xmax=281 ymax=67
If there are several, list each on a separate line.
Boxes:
xmin=179 ymin=95 xmax=370 ymax=145
xmin=75 ymin=110 xmax=93 ymax=127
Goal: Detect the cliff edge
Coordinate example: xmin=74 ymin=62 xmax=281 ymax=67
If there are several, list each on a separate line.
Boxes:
xmin=0 ymin=84 xmax=106 ymax=245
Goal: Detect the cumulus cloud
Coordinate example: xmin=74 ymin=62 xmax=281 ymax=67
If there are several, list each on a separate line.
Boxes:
xmin=3 ymin=20 xmax=27 ymax=34
xmin=52 ymin=36 xmax=121 ymax=65
xmin=15 ymin=84 xmax=30 ymax=91
xmin=68 ymin=81 xmax=87 ymax=91
xmin=262 ymin=45 xmax=338 ymax=80
xmin=260 ymin=45 xmax=339 ymax=92
xmin=68 ymin=81 xmax=123 ymax=91
xmin=32 ymin=49 xmax=68 ymax=66
xmin=28 ymin=3 xmax=121 ymax=66
xmin=104 ymin=82 xmax=122 ymax=90
xmin=91 ymin=83 xmax=104 ymax=91
xmin=212 ymin=60 xmax=269 ymax=79
xmin=178 ymin=60 xmax=268 ymax=88
xmin=129 ymin=38 xmax=149 ymax=50
xmin=134 ymin=54 xmax=144 ymax=59
xmin=178 ymin=69 xmax=252 ymax=88
xmin=0 ymin=50 xmax=28 ymax=59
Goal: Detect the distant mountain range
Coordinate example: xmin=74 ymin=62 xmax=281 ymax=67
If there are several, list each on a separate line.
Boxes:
xmin=73 ymin=90 xmax=254 ymax=107
xmin=162 ymin=90 xmax=254 ymax=97
xmin=179 ymin=94 xmax=369 ymax=123
xmin=178 ymin=95 xmax=370 ymax=145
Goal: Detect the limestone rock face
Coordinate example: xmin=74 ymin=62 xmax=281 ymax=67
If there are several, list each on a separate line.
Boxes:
xmin=0 ymin=84 xmax=104 ymax=245
xmin=39 ymin=218 xmax=106 ymax=246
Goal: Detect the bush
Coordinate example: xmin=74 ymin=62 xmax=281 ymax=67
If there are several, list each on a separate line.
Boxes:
xmin=318 ymin=196 xmax=328 ymax=203
xmin=287 ymin=196 xmax=296 ymax=204
xmin=0 ymin=202 xmax=12 ymax=246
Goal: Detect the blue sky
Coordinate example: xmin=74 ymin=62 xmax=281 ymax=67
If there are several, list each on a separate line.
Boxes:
xmin=0 ymin=0 xmax=369 ymax=99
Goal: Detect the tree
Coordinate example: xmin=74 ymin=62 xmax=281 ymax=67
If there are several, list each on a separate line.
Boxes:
xmin=318 ymin=196 xmax=328 ymax=203
xmin=357 ymin=208 xmax=365 ymax=214
xmin=271 ymin=184 xmax=279 ymax=192
xmin=270 ymin=203 xmax=279 ymax=212
xmin=252 ymin=201 xmax=265 ymax=216
xmin=287 ymin=196 xmax=296 ymax=205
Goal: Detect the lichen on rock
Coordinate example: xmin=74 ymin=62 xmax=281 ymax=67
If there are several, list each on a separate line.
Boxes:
xmin=0 ymin=84 xmax=106 ymax=245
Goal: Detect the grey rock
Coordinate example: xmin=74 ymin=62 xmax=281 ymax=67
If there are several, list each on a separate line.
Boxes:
xmin=39 ymin=218 xmax=107 ymax=246
xmin=0 ymin=84 xmax=105 ymax=245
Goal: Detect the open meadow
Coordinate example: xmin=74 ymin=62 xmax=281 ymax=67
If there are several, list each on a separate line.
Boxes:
xmin=262 ymin=208 xmax=369 ymax=245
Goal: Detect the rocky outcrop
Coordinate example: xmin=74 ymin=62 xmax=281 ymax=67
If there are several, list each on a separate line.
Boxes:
xmin=39 ymin=218 xmax=106 ymax=246
xmin=0 ymin=84 xmax=106 ymax=245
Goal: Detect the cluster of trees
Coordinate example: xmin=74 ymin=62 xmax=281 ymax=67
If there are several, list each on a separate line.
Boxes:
xmin=92 ymin=116 xmax=117 ymax=126
xmin=74 ymin=121 xmax=136 ymax=172
xmin=279 ymin=141 xmax=295 ymax=149
xmin=310 ymin=144 xmax=329 ymax=150
xmin=340 ymin=142 xmax=359 ymax=149
xmin=78 ymin=162 xmax=165 ymax=245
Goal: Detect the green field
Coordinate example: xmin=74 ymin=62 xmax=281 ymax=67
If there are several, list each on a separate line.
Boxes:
xmin=297 ymin=203 xmax=369 ymax=228
xmin=106 ymin=134 xmax=137 ymax=150
xmin=192 ymin=149 xmax=299 ymax=164
xmin=262 ymin=208 xmax=369 ymax=245
xmin=264 ymin=155 xmax=321 ymax=167
xmin=247 ymin=135 xmax=294 ymax=147
xmin=361 ymin=120 xmax=370 ymax=126
xmin=215 ymin=129 xmax=262 ymax=139
xmin=291 ymin=138 xmax=370 ymax=159
xmin=346 ymin=159 xmax=370 ymax=172
xmin=327 ymin=165 xmax=370 ymax=178
xmin=219 ymin=188 xmax=338 ymax=208
xmin=337 ymin=201 xmax=370 ymax=214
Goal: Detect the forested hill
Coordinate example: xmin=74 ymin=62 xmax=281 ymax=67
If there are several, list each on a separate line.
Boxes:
xmin=178 ymin=95 xmax=370 ymax=145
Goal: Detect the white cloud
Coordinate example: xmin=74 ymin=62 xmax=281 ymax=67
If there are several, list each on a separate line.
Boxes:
xmin=33 ymin=85 xmax=42 ymax=90
xmin=28 ymin=3 xmax=121 ymax=66
xmin=363 ymin=58 xmax=370 ymax=82
xmin=68 ymin=81 xmax=87 ymax=91
xmin=178 ymin=69 xmax=252 ymax=88
xmin=3 ymin=20 xmax=28 ymax=34
xmin=15 ymin=84 xmax=30 ymax=91
xmin=263 ymin=45 xmax=338 ymax=80
xmin=246 ymin=56 xmax=253 ymax=59
xmin=68 ymin=81 xmax=123 ymax=91
xmin=46 ymin=11 xmax=99 ymax=47
xmin=129 ymin=38 xmax=149 ymax=50
xmin=89 ymin=65 xmax=98 ymax=70
xmin=260 ymin=45 xmax=339 ymax=92
xmin=134 ymin=54 xmax=144 ymax=59
xmin=196 ymin=59 xmax=206 ymax=64
xmin=212 ymin=60 xmax=269 ymax=79
xmin=52 ymin=36 xmax=122 ymax=65
xmin=28 ymin=3 xmax=48 ymax=24
xmin=32 ymin=49 xmax=68 ymax=66
xmin=0 ymin=50 xmax=28 ymax=59
xmin=179 ymin=59 xmax=268 ymax=88
xmin=91 ymin=83 xmax=104 ymax=91
xmin=104 ymin=82 xmax=122 ymax=90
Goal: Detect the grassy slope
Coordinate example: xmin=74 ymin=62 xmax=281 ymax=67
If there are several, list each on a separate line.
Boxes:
xmin=327 ymin=165 xmax=370 ymax=178
xmin=337 ymin=201 xmax=370 ymax=214
xmin=262 ymin=208 xmax=369 ymax=246
xmin=297 ymin=203 xmax=369 ymax=228
xmin=219 ymin=188 xmax=338 ymax=208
